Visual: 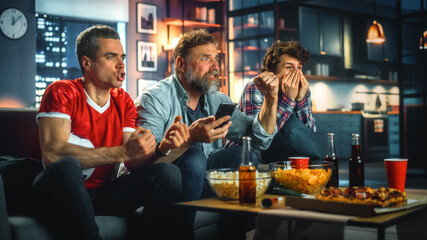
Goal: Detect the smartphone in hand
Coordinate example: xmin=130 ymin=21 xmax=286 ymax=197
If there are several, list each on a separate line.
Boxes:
xmin=214 ymin=103 xmax=237 ymax=129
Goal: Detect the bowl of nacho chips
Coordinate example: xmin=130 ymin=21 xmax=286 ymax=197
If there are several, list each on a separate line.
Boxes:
xmin=270 ymin=161 xmax=332 ymax=194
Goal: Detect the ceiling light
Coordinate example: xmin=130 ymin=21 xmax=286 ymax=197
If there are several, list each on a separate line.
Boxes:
xmin=367 ymin=20 xmax=386 ymax=43
xmin=366 ymin=0 xmax=385 ymax=44
xmin=419 ymin=31 xmax=427 ymax=50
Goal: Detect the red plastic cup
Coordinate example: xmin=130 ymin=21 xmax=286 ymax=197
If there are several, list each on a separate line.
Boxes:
xmin=384 ymin=158 xmax=408 ymax=192
xmin=289 ymin=157 xmax=309 ymax=169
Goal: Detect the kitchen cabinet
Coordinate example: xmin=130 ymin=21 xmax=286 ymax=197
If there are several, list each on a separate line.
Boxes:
xmin=388 ymin=114 xmax=399 ymax=156
xmin=227 ymin=8 xmax=275 ymax=101
xmin=300 ymin=8 xmax=342 ymax=57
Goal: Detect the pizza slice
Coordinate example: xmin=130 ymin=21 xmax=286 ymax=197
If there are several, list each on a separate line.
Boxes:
xmin=317 ymin=187 xmax=407 ymax=208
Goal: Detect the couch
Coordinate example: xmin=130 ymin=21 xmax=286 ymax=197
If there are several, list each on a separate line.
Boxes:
xmin=0 ymin=108 xmax=219 ymax=240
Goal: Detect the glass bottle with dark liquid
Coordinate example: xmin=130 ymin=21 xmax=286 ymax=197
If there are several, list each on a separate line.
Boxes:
xmin=239 ymin=136 xmax=256 ymax=205
xmin=349 ymin=133 xmax=364 ymax=187
xmin=325 ymin=133 xmax=339 ymax=188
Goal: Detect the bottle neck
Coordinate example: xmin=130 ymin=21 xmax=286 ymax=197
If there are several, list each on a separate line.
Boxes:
xmin=326 ymin=137 xmax=336 ymax=155
xmin=241 ymin=138 xmax=253 ymax=166
xmin=351 ymin=143 xmax=361 ymax=158
xmin=352 ymin=137 xmax=359 ymax=146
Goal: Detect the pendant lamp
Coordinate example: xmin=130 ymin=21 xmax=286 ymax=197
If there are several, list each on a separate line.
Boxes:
xmin=420 ymin=31 xmax=427 ymax=50
xmin=366 ymin=0 xmax=386 ymax=44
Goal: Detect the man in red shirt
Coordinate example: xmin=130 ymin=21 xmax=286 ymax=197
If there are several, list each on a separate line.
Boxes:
xmin=33 ymin=25 xmax=189 ymax=240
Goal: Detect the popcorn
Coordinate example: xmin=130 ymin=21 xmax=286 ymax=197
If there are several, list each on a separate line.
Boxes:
xmin=207 ymin=170 xmax=271 ymax=200
xmin=273 ymin=168 xmax=331 ymax=194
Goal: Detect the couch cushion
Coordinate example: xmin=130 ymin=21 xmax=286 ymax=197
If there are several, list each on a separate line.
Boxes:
xmin=9 ymin=216 xmax=56 ymax=240
xmin=0 ymin=158 xmax=43 ymax=215
xmin=0 ymin=108 xmax=39 ymax=158
xmin=0 ymin=175 xmax=12 ymax=240
xmin=9 ymin=215 xmax=128 ymax=240
xmin=194 ymin=211 xmax=219 ymax=240
xmin=194 ymin=211 xmax=219 ymax=229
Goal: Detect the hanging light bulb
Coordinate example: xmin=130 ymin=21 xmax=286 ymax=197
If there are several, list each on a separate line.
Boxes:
xmin=419 ymin=31 xmax=427 ymax=50
xmin=367 ymin=20 xmax=386 ymax=43
xmin=366 ymin=0 xmax=385 ymax=44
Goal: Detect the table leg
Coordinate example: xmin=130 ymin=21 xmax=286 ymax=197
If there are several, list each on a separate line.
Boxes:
xmin=377 ymin=227 xmax=385 ymax=240
xmin=288 ymin=221 xmax=293 ymax=239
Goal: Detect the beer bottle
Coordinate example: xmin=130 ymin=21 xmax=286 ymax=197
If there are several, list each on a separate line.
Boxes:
xmin=239 ymin=136 xmax=256 ymax=205
xmin=325 ymin=133 xmax=339 ymax=188
xmin=349 ymin=133 xmax=364 ymax=187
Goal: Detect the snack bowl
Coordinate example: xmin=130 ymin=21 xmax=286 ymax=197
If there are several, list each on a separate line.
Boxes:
xmin=270 ymin=161 xmax=332 ymax=194
xmin=205 ymin=167 xmax=272 ymax=201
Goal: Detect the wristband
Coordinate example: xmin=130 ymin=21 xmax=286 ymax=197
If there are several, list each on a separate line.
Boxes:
xmin=155 ymin=142 xmax=171 ymax=156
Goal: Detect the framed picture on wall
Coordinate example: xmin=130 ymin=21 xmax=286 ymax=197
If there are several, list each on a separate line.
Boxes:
xmin=137 ymin=41 xmax=157 ymax=72
xmin=137 ymin=79 xmax=157 ymax=95
xmin=137 ymin=3 xmax=157 ymax=34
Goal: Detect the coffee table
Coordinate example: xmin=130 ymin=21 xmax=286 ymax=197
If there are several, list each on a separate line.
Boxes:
xmin=175 ymin=189 xmax=427 ymax=240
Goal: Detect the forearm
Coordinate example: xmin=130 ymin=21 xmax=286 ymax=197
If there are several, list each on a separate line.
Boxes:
xmin=42 ymin=143 xmax=126 ymax=169
xmin=258 ymin=96 xmax=278 ymax=135
xmin=154 ymin=144 xmax=190 ymax=164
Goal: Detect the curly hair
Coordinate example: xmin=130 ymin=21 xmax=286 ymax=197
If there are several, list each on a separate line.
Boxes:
xmin=261 ymin=40 xmax=310 ymax=73
xmin=173 ymin=29 xmax=217 ymax=73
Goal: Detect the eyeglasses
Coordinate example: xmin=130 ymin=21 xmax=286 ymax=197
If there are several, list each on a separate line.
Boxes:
xmin=200 ymin=55 xmax=219 ymax=64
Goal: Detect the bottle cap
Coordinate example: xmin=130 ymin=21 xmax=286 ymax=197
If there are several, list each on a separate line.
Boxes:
xmin=327 ymin=133 xmax=335 ymax=136
xmin=242 ymin=136 xmax=252 ymax=141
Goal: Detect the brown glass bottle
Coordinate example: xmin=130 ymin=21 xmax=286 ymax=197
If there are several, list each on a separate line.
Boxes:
xmin=325 ymin=133 xmax=339 ymax=188
xmin=239 ymin=136 xmax=256 ymax=205
xmin=349 ymin=133 xmax=364 ymax=187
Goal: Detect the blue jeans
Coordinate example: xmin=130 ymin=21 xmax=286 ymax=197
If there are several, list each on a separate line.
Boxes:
xmin=173 ymin=145 xmax=258 ymax=201
xmin=172 ymin=145 xmax=259 ymax=239
xmin=32 ymin=157 xmax=181 ymax=240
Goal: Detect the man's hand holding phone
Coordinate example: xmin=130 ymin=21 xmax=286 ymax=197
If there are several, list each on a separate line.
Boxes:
xmin=214 ymin=103 xmax=237 ymax=129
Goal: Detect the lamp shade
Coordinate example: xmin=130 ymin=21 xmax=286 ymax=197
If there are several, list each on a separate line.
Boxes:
xmin=420 ymin=31 xmax=427 ymax=50
xmin=366 ymin=20 xmax=386 ymax=44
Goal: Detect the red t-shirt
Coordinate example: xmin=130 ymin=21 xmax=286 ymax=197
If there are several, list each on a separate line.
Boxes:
xmin=37 ymin=78 xmax=137 ymax=190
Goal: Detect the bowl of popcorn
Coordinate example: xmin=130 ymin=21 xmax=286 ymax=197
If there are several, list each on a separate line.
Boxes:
xmin=205 ymin=167 xmax=272 ymax=201
xmin=270 ymin=161 xmax=332 ymax=194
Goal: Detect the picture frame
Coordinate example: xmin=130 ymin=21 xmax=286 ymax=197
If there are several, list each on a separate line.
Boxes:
xmin=137 ymin=3 xmax=157 ymax=34
xmin=137 ymin=79 xmax=157 ymax=95
xmin=137 ymin=41 xmax=157 ymax=72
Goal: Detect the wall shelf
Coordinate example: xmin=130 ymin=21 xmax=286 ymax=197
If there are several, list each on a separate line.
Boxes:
xmin=164 ymin=18 xmax=220 ymax=28
xmin=185 ymin=0 xmax=224 ymax=2
xmin=232 ymin=71 xmax=259 ymax=76
xmin=234 ymin=46 xmax=259 ymax=51
xmin=277 ymin=27 xmax=297 ymax=32
xmin=305 ymin=75 xmax=340 ymax=81
xmin=306 ymin=75 xmax=398 ymax=85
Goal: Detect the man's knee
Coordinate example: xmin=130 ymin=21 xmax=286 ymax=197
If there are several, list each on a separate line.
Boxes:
xmin=180 ymin=147 xmax=207 ymax=172
xmin=42 ymin=157 xmax=83 ymax=181
xmin=150 ymin=163 xmax=182 ymax=192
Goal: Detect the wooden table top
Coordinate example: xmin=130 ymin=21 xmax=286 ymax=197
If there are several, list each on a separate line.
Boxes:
xmin=176 ymin=189 xmax=427 ymax=228
xmin=175 ymin=194 xmax=280 ymax=216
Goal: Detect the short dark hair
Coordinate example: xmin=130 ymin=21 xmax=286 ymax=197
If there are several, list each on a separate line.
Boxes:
xmin=261 ymin=40 xmax=310 ymax=73
xmin=76 ymin=25 xmax=120 ymax=74
xmin=173 ymin=29 xmax=216 ymax=73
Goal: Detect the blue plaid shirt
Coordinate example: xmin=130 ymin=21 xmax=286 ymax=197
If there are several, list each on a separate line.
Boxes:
xmin=239 ymin=79 xmax=316 ymax=132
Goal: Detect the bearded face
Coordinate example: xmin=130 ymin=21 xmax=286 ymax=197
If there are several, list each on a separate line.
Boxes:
xmin=185 ymin=64 xmax=220 ymax=95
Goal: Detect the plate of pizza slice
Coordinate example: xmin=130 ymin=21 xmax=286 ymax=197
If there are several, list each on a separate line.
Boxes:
xmin=285 ymin=187 xmax=427 ymax=217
